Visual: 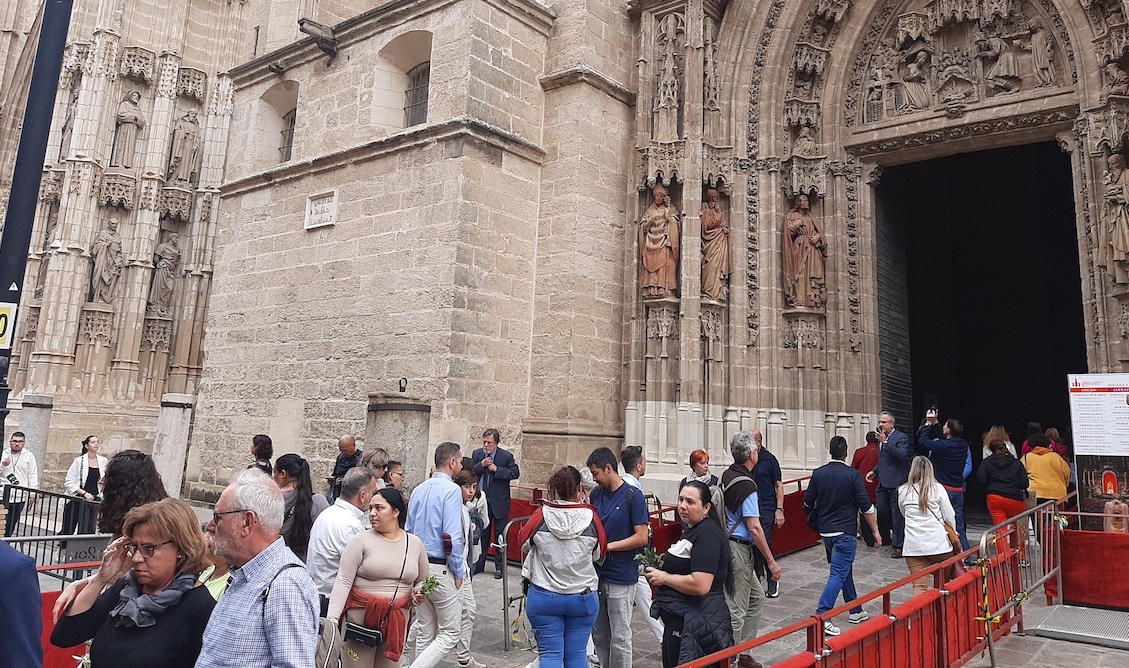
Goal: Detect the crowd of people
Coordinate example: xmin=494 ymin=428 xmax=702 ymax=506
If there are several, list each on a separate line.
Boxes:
xmin=0 ymin=412 xmax=1096 ymax=668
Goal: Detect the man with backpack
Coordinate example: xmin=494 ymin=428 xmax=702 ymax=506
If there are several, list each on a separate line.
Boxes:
xmin=722 ymin=431 xmax=781 ymax=668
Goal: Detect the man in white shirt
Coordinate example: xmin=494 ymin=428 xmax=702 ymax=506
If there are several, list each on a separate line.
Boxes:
xmin=2 ymin=432 xmax=38 ymax=537
xmin=307 ymin=466 xmax=379 ymax=615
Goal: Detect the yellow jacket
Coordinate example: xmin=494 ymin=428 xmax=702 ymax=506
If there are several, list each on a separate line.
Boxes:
xmin=1021 ymin=447 xmax=1070 ymax=500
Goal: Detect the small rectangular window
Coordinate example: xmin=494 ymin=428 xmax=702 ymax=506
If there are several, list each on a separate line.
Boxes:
xmin=405 ymin=62 xmax=430 ymax=127
xmin=280 ymin=109 xmax=296 ymax=162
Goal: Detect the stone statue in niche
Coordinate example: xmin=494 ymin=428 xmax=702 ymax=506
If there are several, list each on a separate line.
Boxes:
xmin=1103 ymin=61 xmax=1129 ymax=100
xmin=167 ymin=110 xmax=201 ymax=184
xmin=783 ymin=193 xmax=827 ymax=308
xmin=1101 ymin=153 xmax=1129 ymax=284
xmin=975 ymin=33 xmax=1020 ymax=94
xmin=1021 ymin=20 xmax=1056 ymax=87
xmin=148 ymin=233 xmax=182 ymax=315
xmin=35 ymin=210 xmax=60 ymax=299
xmin=109 ymin=91 xmax=146 ymax=169
xmin=700 ymin=187 xmax=730 ymax=301
xmin=58 ymin=83 xmax=80 ymax=162
xmin=810 ymin=21 xmax=829 ymax=46
xmin=639 ymin=184 xmax=680 ymax=299
xmin=901 ymin=50 xmax=933 ymax=110
xmin=792 ymin=127 xmax=819 ymax=156
xmin=90 ymin=220 xmax=124 ymax=303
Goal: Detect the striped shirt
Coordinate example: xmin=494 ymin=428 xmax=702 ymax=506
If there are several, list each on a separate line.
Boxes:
xmin=194 ymin=537 xmax=319 ymax=668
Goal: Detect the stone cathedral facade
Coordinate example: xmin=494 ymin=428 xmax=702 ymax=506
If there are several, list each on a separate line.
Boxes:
xmin=2 ymin=0 xmax=1129 ymax=496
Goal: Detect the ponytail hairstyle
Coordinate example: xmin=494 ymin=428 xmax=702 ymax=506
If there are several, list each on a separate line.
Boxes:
xmin=274 ymin=453 xmax=315 ymax=558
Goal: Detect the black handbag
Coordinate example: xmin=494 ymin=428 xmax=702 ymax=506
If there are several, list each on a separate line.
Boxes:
xmin=341 ymin=534 xmax=410 ymax=649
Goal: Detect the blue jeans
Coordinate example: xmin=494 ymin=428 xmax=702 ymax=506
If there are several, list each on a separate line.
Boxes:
xmin=526 ymin=584 xmax=599 ymax=668
xmin=815 ymin=534 xmax=863 ymax=615
xmin=946 ymin=489 xmax=970 ymax=551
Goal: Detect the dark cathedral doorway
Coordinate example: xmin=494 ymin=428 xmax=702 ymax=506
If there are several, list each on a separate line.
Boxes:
xmin=874 ymin=142 xmax=1088 ymax=504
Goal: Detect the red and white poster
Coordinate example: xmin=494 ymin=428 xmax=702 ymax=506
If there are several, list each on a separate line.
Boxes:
xmin=1068 ymin=374 xmax=1129 ymax=532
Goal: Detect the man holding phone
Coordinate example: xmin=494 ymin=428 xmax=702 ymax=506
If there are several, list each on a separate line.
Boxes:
xmin=866 ymin=412 xmax=911 ymax=557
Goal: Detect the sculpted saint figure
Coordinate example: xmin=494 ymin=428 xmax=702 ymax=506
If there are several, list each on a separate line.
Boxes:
xmin=976 ymin=34 xmax=1020 ymax=94
xmin=639 ymin=184 xmax=681 ymax=299
xmin=109 ymin=91 xmax=146 ymax=168
xmin=167 ymin=110 xmax=201 ymax=183
xmin=700 ymin=188 xmax=730 ymax=301
xmin=90 ymin=220 xmax=124 ymax=303
xmin=792 ymin=127 xmax=818 ymax=157
xmin=1027 ymin=21 xmax=1056 ymax=87
xmin=1101 ymin=153 xmax=1129 ymax=283
xmin=1103 ymin=62 xmax=1129 ymax=100
xmin=901 ymin=51 xmax=933 ymax=110
xmin=148 ymin=233 xmax=182 ymax=315
xmin=783 ymin=194 xmax=827 ymax=308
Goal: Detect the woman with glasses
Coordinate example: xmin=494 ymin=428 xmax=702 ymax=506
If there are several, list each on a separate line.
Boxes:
xmin=51 ymin=498 xmax=216 ymax=667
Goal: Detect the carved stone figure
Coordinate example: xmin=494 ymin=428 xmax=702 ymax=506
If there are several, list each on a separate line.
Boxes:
xmin=1026 ymin=21 xmax=1056 ymax=87
xmin=1103 ymin=62 xmax=1129 ymax=100
xmin=148 ymin=233 xmax=182 ymax=315
xmin=110 ymin=91 xmax=146 ymax=169
xmin=783 ymin=194 xmax=827 ymax=308
xmin=976 ymin=34 xmax=1020 ymax=94
xmin=1101 ymin=153 xmax=1129 ymax=284
xmin=90 ymin=220 xmax=124 ymax=303
xmin=35 ymin=210 xmax=60 ymax=299
xmin=902 ymin=51 xmax=933 ymax=110
xmin=167 ymin=110 xmax=201 ymax=183
xmin=58 ymin=84 xmax=79 ymax=162
xmin=792 ymin=127 xmax=819 ymax=156
xmin=639 ymin=184 xmax=680 ymax=299
xmin=700 ymin=188 xmax=730 ymax=301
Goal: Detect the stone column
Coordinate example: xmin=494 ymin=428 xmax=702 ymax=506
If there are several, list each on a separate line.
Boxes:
xmin=152 ymin=393 xmax=193 ymax=497
xmin=365 ymin=393 xmax=430 ymax=491
xmin=19 ymin=393 xmax=53 ymax=471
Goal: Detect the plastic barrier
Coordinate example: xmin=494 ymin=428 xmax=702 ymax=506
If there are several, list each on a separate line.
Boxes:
xmin=772 ymin=477 xmax=822 ymax=557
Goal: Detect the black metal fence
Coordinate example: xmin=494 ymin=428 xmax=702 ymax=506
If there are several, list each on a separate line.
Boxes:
xmin=2 ymin=484 xmax=108 ymax=582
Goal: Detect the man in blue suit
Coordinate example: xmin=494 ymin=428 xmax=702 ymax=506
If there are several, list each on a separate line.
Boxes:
xmin=0 ymin=540 xmax=42 ymax=668
xmin=866 ymin=411 xmax=911 ymax=557
xmin=472 ymin=428 xmax=520 ymax=578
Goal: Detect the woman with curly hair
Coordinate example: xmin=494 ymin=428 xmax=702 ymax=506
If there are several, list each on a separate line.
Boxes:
xmin=274 ymin=453 xmax=328 ymax=562
xmin=99 ymin=450 xmax=169 ymax=536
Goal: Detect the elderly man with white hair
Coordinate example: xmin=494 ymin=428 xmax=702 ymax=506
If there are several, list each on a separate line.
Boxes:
xmin=196 ymin=468 xmax=320 ymax=668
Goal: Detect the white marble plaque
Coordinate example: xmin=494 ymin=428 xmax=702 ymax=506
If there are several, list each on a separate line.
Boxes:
xmin=305 ymin=190 xmax=338 ymax=229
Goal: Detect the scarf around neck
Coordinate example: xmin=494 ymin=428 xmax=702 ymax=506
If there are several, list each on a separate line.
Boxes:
xmin=110 ymin=571 xmax=198 ymax=628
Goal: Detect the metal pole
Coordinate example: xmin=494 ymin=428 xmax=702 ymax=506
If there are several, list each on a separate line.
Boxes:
xmin=0 ymin=0 xmax=75 ymax=439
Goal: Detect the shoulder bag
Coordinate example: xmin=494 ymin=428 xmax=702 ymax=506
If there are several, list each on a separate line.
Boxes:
xmin=343 ymin=533 xmax=410 ymax=648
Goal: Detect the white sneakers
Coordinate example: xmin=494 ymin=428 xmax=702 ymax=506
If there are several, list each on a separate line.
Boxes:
xmin=823 ymin=621 xmax=841 ymax=636
xmin=848 ymin=611 xmax=869 ymax=624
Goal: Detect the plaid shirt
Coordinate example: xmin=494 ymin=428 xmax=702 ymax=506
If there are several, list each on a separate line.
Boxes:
xmin=195 ymin=537 xmax=319 ymax=668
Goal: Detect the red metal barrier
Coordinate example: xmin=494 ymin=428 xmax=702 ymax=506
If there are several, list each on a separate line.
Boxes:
xmin=824 ymin=612 xmax=895 ymax=667
xmin=42 ymin=590 xmax=86 ymax=668
xmin=771 ymin=477 xmax=821 ymax=557
xmin=1058 ymin=528 xmax=1129 ymax=611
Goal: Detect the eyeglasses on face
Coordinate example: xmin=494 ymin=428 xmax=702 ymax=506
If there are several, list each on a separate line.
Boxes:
xmin=390 ymin=470 xmax=404 ymax=477
xmin=125 ymin=540 xmax=174 ymax=558
xmin=212 ymin=508 xmax=249 ymax=525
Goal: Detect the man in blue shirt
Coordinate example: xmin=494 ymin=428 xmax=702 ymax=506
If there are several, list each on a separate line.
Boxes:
xmin=917 ymin=410 xmax=973 ymax=551
xmin=405 ymin=441 xmax=466 ymax=668
xmin=586 ymin=447 xmax=649 ymax=668
xmin=0 ymin=540 xmax=41 ymax=668
xmin=804 ymin=436 xmax=881 ymax=637
xmin=750 ymin=429 xmax=785 ymax=598
xmin=723 ymin=431 xmax=781 ymax=668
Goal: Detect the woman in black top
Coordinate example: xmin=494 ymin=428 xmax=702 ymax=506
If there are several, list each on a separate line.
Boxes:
xmin=52 ymin=498 xmax=216 ymax=667
xmin=977 ymin=439 xmax=1032 ymax=565
xmin=644 ymin=480 xmax=733 ymax=668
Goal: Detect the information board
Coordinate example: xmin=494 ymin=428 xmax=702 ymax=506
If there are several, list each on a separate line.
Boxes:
xmin=1068 ymin=374 xmax=1129 ymax=532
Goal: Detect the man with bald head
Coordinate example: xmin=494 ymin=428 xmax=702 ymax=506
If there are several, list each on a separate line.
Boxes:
xmin=750 ymin=429 xmax=785 ymax=597
xmin=326 ymin=433 xmax=363 ymax=503
xmin=197 ymin=469 xmax=320 ymax=667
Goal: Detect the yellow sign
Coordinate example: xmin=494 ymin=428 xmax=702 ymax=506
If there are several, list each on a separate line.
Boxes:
xmin=0 ymin=302 xmax=16 ymax=349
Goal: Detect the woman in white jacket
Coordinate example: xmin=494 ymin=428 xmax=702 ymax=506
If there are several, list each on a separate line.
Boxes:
xmin=897 ymin=456 xmax=957 ymax=595
xmin=62 ymin=435 xmax=108 ymax=535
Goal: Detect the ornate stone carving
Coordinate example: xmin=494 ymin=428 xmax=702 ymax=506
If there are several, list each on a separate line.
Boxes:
xmin=784 ymin=99 xmax=821 ymax=128
xmin=1099 ymin=153 xmax=1129 ymax=284
xmin=157 ymin=56 xmax=180 ymax=98
xmin=975 ymin=33 xmax=1021 ymax=95
xmin=646 ymin=306 xmax=677 ymax=339
xmin=847 ymin=107 xmax=1077 ymax=157
xmin=161 ymin=187 xmax=193 ymax=221
xmin=167 ymin=110 xmax=201 ymax=184
xmin=1096 ymin=24 xmax=1129 ymax=65
xmin=110 ymin=91 xmax=146 ymax=169
xmin=139 ymin=179 xmax=162 ymax=211
xmin=900 ymin=50 xmax=933 ymax=111
xmin=928 ymin=0 xmax=981 ymax=31
xmin=90 ymin=221 xmax=124 ymax=303
xmin=1103 ymin=62 xmax=1129 ymax=102
xmin=703 ymin=145 xmax=733 ymax=187
xmin=207 ymin=74 xmax=235 ymax=117
xmin=791 ymin=127 xmax=820 ymax=157
xmin=120 ymin=46 xmax=156 ymax=83
xmin=701 ymin=187 xmax=730 ymax=301
xmin=148 ymin=233 xmax=182 ymax=316
xmin=58 ymin=83 xmax=80 ymax=161
xmin=639 ymin=184 xmax=680 ymax=299
xmin=897 ymin=12 xmax=929 ymax=44
xmin=22 ymin=306 xmax=40 ymax=343
xmin=90 ymin=31 xmax=119 ymax=78
xmin=783 ymin=315 xmax=826 ymax=350
xmin=783 ymin=194 xmax=827 ymax=308
xmin=700 ymin=309 xmax=722 ymax=341
xmin=142 ymin=317 xmax=173 ymax=352
xmin=59 ymin=42 xmax=90 ymax=90
xmin=196 ymin=191 xmax=215 ymax=223
xmin=653 ymin=12 xmax=685 ymax=143
xmin=794 ymin=42 xmax=831 ymax=76
xmin=785 ymin=156 xmax=826 ymax=197
xmin=813 ymin=0 xmax=850 ymax=23
xmin=100 ymin=173 xmax=136 ymax=209
xmin=703 ymin=16 xmax=723 ymax=143
xmin=79 ymin=308 xmax=114 ymax=346
xmin=643 ymin=140 xmax=686 ymax=187
xmin=1022 ymin=19 xmax=1057 ymax=87
xmin=934 ymin=48 xmax=978 ymax=116
xmin=39 ymin=169 xmax=64 ymax=203
xmin=177 ymin=67 xmax=208 ymax=102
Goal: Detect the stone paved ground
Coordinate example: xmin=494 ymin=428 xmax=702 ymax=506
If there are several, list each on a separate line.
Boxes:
xmin=442 ymin=511 xmax=1129 ymax=668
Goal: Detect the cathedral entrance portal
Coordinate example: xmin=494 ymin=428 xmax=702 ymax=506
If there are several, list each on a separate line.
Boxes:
xmin=875 ymin=142 xmax=1088 ymax=454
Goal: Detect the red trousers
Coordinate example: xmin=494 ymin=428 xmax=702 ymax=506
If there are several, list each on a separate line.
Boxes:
xmin=987 ymin=494 xmax=1028 ymax=559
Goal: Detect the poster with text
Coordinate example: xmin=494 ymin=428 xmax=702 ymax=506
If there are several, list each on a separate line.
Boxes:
xmin=1068 ymin=374 xmax=1129 ymax=533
